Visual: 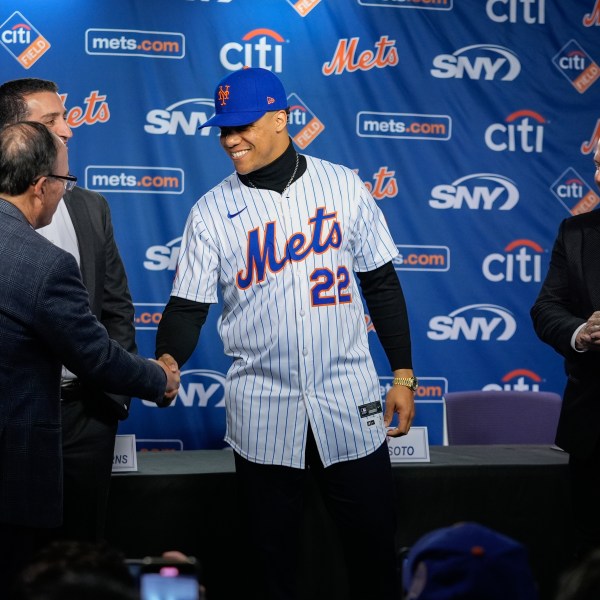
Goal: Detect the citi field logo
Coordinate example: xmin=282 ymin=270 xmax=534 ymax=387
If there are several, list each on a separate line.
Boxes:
xmin=486 ymin=0 xmax=545 ymax=23
xmin=379 ymin=377 xmax=447 ymax=402
xmin=288 ymin=0 xmax=322 ymax=16
xmin=550 ymin=167 xmax=600 ymax=215
xmin=482 ymin=239 xmax=544 ymax=283
xmin=287 ymin=93 xmax=325 ymax=149
xmin=357 ymin=112 xmax=451 ymax=141
xmin=85 ymin=166 xmax=184 ymax=194
xmin=323 ymin=36 xmax=398 ymax=76
xmin=431 ymin=44 xmax=521 ymax=81
xmin=552 ymin=40 xmax=600 ymax=94
xmin=583 ymin=0 xmax=600 ymax=26
xmin=429 ymin=173 xmax=519 ymax=210
xmin=61 ymin=91 xmax=110 ymax=128
xmin=393 ymin=245 xmax=450 ymax=272
xmin=357 ymin=0 xmax=452 ymax=9
xmin=483 ymin=369 xmax=543 ymax=392
xmin=0 ymin=11 xmax=50 ymax=69
xmin=427 ymin=304 xmax=516 ymax=341
xmin=145 ymin=98 xmax=215 ymax=135
xmin=485 ymin=110 xmax=546 ymax=153
xmin=85 ymin=29 xmax=184 ymax=59
xmin=144 ymin=237 xmax=181 ymax=271
xmin=134 ymin=303 xmax=165 ymax=330
xmin=220 ymin=29 xmax=284 ymax=72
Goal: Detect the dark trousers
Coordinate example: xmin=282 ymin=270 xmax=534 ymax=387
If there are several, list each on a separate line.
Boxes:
xmin=58 ymin=389 xmax=118 ymax=542
xmin=569 ymin=438 xmax=600 ymax=560
xmin=234 ymin=429 xmax=399 ymax=600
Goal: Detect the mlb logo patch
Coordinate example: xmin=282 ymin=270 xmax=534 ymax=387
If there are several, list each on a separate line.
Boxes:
xmin=552 ymin=39 xmax=600 ymax=94
xmin=0 ymin=11 xmax=50 ymax=69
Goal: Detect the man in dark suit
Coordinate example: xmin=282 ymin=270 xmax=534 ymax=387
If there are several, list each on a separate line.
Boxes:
xmin=0 ymin=78 xmax=138 ymax=542
xmin=531 ymin=139 xmax=600 ymax=560
xmin=0 ymin=121 xmax=180 ymax=586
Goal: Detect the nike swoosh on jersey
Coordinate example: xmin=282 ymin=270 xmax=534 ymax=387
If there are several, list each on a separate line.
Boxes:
xmin=227 ymin=207 xmax=248 ymax=219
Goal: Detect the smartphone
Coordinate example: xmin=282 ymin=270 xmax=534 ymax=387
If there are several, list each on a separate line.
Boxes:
xmin=128 ymin=556 xmax=201 ymax=600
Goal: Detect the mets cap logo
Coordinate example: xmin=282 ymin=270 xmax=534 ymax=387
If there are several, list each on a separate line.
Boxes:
xmin=0 ymin=11 xmax=51 ymax=69
xmin=217 ymin=84 xmax=231 ymax=106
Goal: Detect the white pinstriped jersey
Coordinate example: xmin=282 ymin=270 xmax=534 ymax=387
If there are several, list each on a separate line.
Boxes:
xmin=172 ymin=155 xmax=399 ymax=468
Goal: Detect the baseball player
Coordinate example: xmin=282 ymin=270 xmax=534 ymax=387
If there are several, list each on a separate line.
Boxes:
xmin=156 ymin=67 xmax=416 ymax=600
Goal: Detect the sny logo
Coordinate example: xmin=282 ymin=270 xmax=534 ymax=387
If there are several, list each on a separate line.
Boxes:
xmin=145 ymin=98 xmax=215 ymax=135
xmin=431 ymin=44 xmax=520 ymax=81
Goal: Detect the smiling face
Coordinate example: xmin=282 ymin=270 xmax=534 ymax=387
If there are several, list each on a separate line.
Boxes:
xmin=24 ymin=91 xmax=73 ymax=145
xmin=219 ymin=109 xmax=289 ymax=175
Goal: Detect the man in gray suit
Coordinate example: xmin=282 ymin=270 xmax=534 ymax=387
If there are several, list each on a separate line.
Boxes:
xmin=0 ymin=121 xmax=179 ymax=588
xmin=0 ymin=78 xmax=140 ymax=543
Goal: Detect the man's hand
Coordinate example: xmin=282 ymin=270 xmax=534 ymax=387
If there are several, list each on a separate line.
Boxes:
xmin=384 ymin=383 xmax=415 ymax=437
xmin=576 ymin=311 xmax=600 ymax=352
xmin=151 ymin=353 xmax=180 ymax=407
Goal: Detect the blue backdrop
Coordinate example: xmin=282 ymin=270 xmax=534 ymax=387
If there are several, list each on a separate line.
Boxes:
xmin=2 ymin=0 xmax=599 ymax=448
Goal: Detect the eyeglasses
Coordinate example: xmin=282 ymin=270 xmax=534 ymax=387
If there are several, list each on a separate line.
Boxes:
xmin=47 ymin=173 xmax=77 ymax=191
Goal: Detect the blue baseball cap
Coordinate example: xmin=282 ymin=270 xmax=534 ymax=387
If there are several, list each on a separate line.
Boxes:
xmin=199 ymin=67 xmax=288 ymax=129
xmin=403 ymin=522 xmax=538 ymax=600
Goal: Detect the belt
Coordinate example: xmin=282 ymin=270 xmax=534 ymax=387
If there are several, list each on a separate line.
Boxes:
xmin=60 ymin=379 xmax=83 ymax=402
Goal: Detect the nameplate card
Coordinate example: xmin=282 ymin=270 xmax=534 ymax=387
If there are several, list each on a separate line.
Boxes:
xmin=112 ymin=434 xmax=138 ymax=472
xmin=387 ymin=426 xmax=430 ymax=463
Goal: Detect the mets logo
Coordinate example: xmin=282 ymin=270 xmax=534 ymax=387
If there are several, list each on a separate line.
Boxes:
xmin=217 ymin=84 xmax=230 ymax=106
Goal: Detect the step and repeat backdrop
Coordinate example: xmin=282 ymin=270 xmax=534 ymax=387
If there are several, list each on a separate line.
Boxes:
xmin=2 ymin=0 xmax=599 ymax=448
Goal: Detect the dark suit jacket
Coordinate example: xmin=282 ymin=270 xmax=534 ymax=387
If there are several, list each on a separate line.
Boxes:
xmin=64 ymin=186 xmax=136 ymax=419
xmin=0 ymin=199 xmax=165 ymax=528
xmin=531 ymin=209 xmax=600 ymax=458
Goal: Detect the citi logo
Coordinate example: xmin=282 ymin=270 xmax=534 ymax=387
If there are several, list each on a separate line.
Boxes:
xmin=144 ymin=237 xmax=181 ymax=271
xmin=220 ymin=28 xmax=284 ymax=72
xmin=482 ymin=239 xmax=543 ymax=283
xmin=485 ymin=109 xmax=546 ymax=153
xmin=0 ymin=11 xmax=51 ymax=69
xmin=483 ymin=368 xmax=543 ymax=392
xmin=486 ymin=0 xmax=545 ymax=24
xmin=144 ymin=98 xmax=215 ymax=135
xmin=550 ymin=167 xmax=600 ymax=215
xmin=431 ymin=44 xmax=520 ymax=81
xmin=429 ymin=173 xmax=519 ymax=210
xmin=287 ymin=94 xmax=325 ymax=149
xmin=427 ymin=304 xmax=516 ymax=341
xmin=552 ymin=40 xmax=600 ymax=94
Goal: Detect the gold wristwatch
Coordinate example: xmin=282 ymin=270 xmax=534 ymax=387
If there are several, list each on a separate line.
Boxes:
xmin=392 ymin=376 xmax=418 ymax=392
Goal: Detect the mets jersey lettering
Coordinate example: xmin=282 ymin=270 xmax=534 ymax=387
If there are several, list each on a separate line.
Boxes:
xmin=236 ymin=207 xmax=342 ymax=289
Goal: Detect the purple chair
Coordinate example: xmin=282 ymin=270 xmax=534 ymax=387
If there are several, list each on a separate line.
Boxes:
xmin=444 ymin=390 xmax=562 ymax=445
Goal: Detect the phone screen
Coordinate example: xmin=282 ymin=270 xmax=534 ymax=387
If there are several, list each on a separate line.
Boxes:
xmin=140 ymin=565 xmax=199 ymax=600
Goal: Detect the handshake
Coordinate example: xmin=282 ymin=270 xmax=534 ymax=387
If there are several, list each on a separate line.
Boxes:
xmin=151 ymin=353 xmax=181 ymax=407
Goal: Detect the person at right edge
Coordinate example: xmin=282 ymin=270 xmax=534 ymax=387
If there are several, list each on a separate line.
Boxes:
xmin=531 ymin=139 xmax=600 ymax=562
xmin=155 ymin=67 xmax=416 ymax=600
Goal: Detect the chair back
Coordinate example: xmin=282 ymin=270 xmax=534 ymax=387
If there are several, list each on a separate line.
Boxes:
xmin=444 ymin=390 xmax=562 ymax=445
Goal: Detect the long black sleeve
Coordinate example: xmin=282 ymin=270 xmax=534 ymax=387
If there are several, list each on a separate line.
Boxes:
xmin=356 ymin=262 xmax=412 ymax=370
xmin=155 ymin=296 xmax=210 ymax=366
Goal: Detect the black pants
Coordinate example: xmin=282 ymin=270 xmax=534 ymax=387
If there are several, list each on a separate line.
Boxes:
xmin=58 ymin=388 xmax=118 ymax=542
xmin=569 ymin=438 xmax=600 ymax=560
xmin=234 ymin=429 xmax=399 ymax=600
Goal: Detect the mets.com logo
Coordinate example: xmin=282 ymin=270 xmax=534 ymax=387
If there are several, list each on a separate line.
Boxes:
xmin=357 ymin=0 xmax=452 ymax=9
xmin=483 ymin=369 xmax=544 ymax=392
xmin=0 ymin=11 xmax=50 ymax=69
xmin=379 ymin=376 xmax=448 ymax=402
xmin=550 ymin=167 xmax=600 ymax=215
xmin=393 ymin=245 xmax=450 ymax=272
xmin=134 ymin=303 xmax=165 ymax=330
xmin=85 ymin=28 xmax=184 ymax=59
xmin=85 ymin=166 xmax=184 ymax=194
xmin=427 ymin=303 xmax=516 ymax=341
xmin=357 ymin=112 xmax=451 ymax=141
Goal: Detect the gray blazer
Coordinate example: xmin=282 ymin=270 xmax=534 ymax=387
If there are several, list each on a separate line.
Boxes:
xmin=0 ymin=198 xmax=165 ymax=528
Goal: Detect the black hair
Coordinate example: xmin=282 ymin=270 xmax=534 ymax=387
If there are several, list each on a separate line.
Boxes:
xmin=0 ymin=78 xmax=59 ymax=128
